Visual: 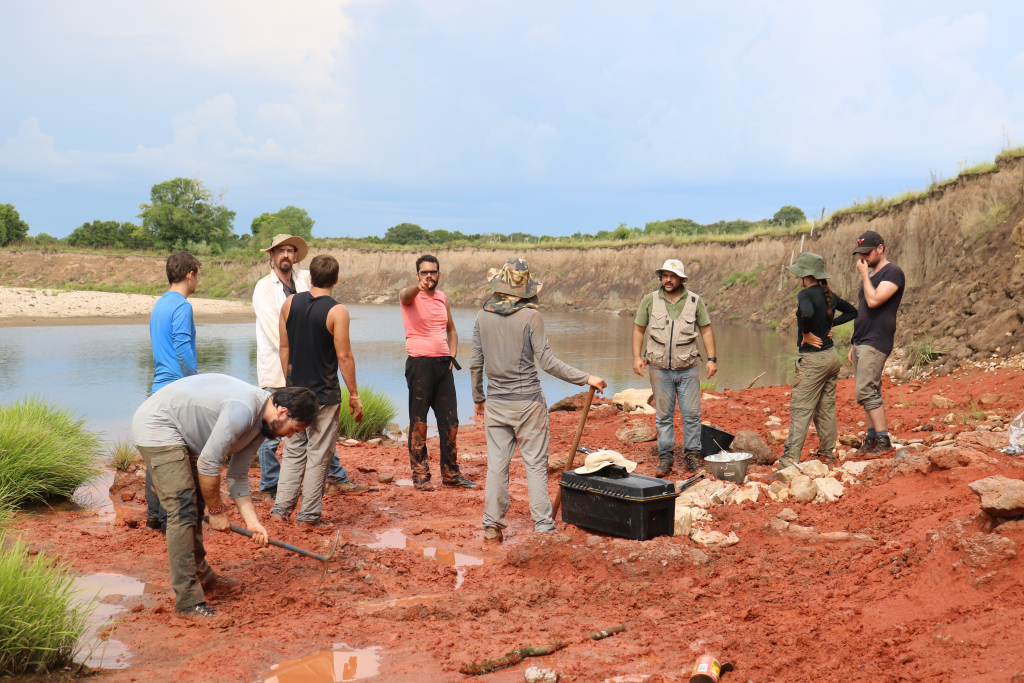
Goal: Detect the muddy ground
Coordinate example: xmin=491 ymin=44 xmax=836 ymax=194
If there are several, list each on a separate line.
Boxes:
xmin=13 ymin=361 xmax=1024 ymax=683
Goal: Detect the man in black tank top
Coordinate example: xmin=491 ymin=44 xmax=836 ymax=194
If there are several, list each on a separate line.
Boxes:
xmin=270 ymin=255 xmax=364 ymax=529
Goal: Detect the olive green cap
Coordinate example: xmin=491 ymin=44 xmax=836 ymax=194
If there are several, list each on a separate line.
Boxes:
xmin=787 ymin=252 xmax=832 ymax=280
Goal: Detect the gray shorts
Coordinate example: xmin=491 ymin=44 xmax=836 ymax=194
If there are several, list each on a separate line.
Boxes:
xmin=851 ymin=344 xmax=888 ymax=411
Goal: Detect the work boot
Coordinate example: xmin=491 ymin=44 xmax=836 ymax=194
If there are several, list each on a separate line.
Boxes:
xmin=145 ymin=516 xmax=165 ymax=532
xmin=442 ymin=475 xmax=478 ymax=489
xmin=871 ymin=435 xmax=894 ymax=455
xmin=257 ymin=486 xmax=277 ymax=502
xmin=176 ymin=602 xmax=218 ymax=620
xmin=200 ymin=573 xmax=237 ymax=592
xmin=325 ymin=481 xmax=368 ymax=495
xmin=686 ymin=451 xmax=703 ymax=473
xmin=654 ymin=461 xmax=673 ymax=478
xmin=270 ymin=513 xmax=288 ymax=523
xmin=860 ymin=435 xmax=877 ymax=453
xmin=298 ymin=518 xmax=334 ymax=530
xmin=483 ymin=527 xmax=503 ymax=543
xmin=414 ymin=480 xmax=434 ymax=491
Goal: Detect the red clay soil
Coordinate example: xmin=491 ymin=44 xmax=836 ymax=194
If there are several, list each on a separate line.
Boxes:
xmin=14 ymin=362 xmax=1024 ymax=683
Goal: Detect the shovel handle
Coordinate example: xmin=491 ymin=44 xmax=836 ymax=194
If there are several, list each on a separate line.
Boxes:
xmin=552 ymin=386 xmax=596 ymax=517
xmin=203 ymin=514 xmax=326 ymax=562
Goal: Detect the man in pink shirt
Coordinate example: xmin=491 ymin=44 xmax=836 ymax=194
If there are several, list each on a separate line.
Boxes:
xmin=399 ymin=255 xmax=476 ymax=491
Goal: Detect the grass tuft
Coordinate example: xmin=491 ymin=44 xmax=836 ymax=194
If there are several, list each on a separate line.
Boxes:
xmin=699 ymin=379 xmax=718 ymax=392
xmin=905 ymin=339 xmax=945 ymax=377
xmin=0 ymin=534 xmax=94 ymax=675
xmin=338 ymin=387 xmax=398 ymax=441
xmin=0 ymin=397 xmax=104 ymax=509
xmin=106 ymin=439 xmax=138 ymax=472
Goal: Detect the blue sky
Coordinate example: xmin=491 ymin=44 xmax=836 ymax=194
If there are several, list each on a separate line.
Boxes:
xmin=2 ymin=1 xmax=1024 ymax=240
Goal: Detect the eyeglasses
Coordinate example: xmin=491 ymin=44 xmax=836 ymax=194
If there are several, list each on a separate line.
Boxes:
xmin=418 ymin=270 xmax=439 ymax=276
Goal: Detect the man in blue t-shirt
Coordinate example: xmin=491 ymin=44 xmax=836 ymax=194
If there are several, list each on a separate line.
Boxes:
xmin=144 ymin=251 xmax=201 ymax=530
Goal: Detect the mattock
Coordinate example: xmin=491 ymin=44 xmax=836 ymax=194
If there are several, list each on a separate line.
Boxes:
xmin=203 ymin=515 xmax=342 ymax=590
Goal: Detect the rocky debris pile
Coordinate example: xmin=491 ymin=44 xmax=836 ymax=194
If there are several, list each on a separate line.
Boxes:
xmin=969 ymin=475 xmax=1024 ymax=531
xmin=761 ymin=507 xmax=873 ymax=544
xmin=925 ymin=517 xmax=1018 ymax=588
xmin=767 ymin=460 xmax=847 ymax=503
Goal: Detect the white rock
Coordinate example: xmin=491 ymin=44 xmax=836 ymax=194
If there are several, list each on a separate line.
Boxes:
xmin=710 ymin=483 xmax=738 ymax=505
xmin=726 ymin=483 xmax=760 ymax=505
xmin=775 ymin=465 xmax=802 ymax=484
xmin=840 ymin=461 xmax=870 ymax=476
xmin=628 ymin=404 xmax=656 ymax=415
xmin=524 ymin=667 xmax=558 ymax=683
xmin=798 ymin=460 xmax=830 ymax=479
xmin=686 ymin=479 xmax=726 ymax=499
xmin=690 ymin=530 xmax=739 ymax=548
xmin=674 ymin=503 xmax=693 ymax=536
xmin=789 ymin=475 xmax=817 ymax=502
xmin=813 ymin=477 xmax=845 ymax=504
xmin=612 ymin=388 xmax=653 ymax=410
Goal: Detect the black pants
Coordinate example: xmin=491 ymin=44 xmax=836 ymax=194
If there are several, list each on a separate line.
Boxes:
xmin=405 ymin=356 xmax=460 ymax=483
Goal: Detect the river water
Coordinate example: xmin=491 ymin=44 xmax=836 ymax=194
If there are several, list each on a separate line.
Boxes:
xmin=0 ymin=304 xmax=798 ymax=439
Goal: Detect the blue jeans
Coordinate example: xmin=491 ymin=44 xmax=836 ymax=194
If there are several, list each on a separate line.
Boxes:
xmin=650 ymin=364 xmax=702 ymax=463
xmin=258 ymin=436 xmax=349 ymax=490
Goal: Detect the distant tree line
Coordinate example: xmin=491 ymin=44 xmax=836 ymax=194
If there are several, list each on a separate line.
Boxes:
xmin=3 ymin=178 xmax=809 ymax=253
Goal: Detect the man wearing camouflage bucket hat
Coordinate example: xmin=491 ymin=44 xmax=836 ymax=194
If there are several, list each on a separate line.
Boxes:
xmin=471 ymin=258 xmax=607 ymax=542
xmin=779 ymin=252 xmax=857 ymax=469
xmin=632 ymin=259 xmax=717 ymax=477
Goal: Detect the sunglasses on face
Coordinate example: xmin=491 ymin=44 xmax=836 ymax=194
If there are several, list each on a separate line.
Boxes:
xmin=418 ymin=270 xmax=438 ymax=276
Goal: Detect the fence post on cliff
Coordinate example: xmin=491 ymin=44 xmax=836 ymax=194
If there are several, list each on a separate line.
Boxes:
xmin=790 ymin=250 xmax=795 ymax=266
xmin=799 ymin=235 xmax=805 ymax=254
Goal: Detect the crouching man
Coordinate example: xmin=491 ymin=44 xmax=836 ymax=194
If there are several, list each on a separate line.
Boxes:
xmin=131 ymin=373 xmax=317 ymax=619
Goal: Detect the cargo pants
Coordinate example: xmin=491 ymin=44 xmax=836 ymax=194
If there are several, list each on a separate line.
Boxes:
xmin=482 ymin=398 xmax=556 ymax=533
xmin=781 ymin=348 xmax=842 ymax=468
xmin=271 ymin=403 xmax=341 ymax=523
xmin=136 ymin=444 xmax=215 ymax=612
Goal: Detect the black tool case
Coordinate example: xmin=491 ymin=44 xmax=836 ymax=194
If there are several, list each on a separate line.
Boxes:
xmin=558 ymin=469 xmax=679 ymax=541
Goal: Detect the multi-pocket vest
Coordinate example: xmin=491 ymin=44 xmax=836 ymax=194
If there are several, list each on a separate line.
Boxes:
xmin=645 ymin=290 xmax=701 ymax=370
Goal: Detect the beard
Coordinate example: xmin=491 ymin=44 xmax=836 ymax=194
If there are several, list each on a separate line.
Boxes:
xmin=261 ymin=419 xmax=278 ymax=439
xmin=662 ymin=280 xmax=679 ymax=293
xmin=277 ymin=259 xmax=293 ymax=273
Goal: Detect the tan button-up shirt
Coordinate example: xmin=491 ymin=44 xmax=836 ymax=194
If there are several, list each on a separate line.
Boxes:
xmin=253 ymin=267 xmax=311 ymax=389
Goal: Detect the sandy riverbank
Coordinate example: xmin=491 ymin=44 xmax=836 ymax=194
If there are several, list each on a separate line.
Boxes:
xmin=0 ymin=287 xmax=255 ymax=327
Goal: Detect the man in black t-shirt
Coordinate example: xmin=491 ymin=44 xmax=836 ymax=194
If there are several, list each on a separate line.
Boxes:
xmin=849 ymin=231 xmax=905 ymax=455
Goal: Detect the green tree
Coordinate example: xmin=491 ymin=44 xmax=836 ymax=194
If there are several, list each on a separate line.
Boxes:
xmin=34 ymin=233 xmax=59 ymax=244
xmin=383 ymin=223 xmax=431 ymax=245
xmin=772 ymin=205 xmax=806 ymax=225
xmin=0 ymin=204 xmax=31 ymax=246
xmin=66 ymin=220 xmax=155 ymax=249
xmin=251 ymin=206 xmax=314 ymax=249
xmin=138 ymin=178 xmax=236 ymax=250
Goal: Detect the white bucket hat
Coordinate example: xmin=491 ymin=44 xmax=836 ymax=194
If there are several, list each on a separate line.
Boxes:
xmin=574 ymin=450 xmax=638 ymax=475
xmin=655 ymin=259 xmax=687 ymax=282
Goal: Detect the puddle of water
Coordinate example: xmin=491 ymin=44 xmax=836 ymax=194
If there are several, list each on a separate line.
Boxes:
xmin=262 ymin=643 xmax=382 ymax=682
xmin=72 ymin=573 xmax=158 ymax=669
xmin=366 ymin=529 xmax=485 ymax=589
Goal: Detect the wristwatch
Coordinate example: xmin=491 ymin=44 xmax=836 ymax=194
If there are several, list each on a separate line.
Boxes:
xmin=707 ymin=357 xmax=717 ymax=362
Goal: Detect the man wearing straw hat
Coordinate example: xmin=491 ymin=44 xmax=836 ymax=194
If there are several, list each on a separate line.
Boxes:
xmin=471 ymin=258 xmax=607 ymax=543
xmin=253 ymin=234 xmax=364 ymax=499
xmin=632 ymin=259 xmax=717 ymax=478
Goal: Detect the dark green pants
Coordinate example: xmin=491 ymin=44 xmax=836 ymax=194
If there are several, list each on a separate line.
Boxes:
xmin=137 ymin=445 xmax=214 ymax=611
xmin=781 ymin=349 xmax=842 ymax=468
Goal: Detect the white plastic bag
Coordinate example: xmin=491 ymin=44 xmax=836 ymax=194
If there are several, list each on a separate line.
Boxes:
xmin=1007 ymin=410 xmax=1024 ymax=456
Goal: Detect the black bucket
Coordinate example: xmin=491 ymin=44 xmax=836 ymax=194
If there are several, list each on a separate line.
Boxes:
xmin=700 ymin=424 xmax=734 ymax=456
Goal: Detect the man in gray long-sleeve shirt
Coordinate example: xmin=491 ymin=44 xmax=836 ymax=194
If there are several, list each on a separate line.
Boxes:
xmin=471 ymin=258 xmax=606 ymax=542
xmin=131 ymin=374 xmax=318 ymax=619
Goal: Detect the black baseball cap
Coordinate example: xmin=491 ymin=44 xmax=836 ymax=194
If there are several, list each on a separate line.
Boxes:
xmin=853 ymin=230 xmax=883 ymax=254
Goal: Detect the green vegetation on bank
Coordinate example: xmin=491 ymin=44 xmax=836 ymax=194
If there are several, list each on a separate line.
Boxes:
xmin=338 ymin=387 xmax=398 ymax=442
xmin=107 ymin=439 xmax=138 ymax=472
xmin=0 ymin=397 xmax=103 ymax=509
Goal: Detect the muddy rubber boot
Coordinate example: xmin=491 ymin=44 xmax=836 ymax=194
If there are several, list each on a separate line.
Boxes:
xmin=686 ymin=451 xmax=703 ymax=473
xmin=654 ymin=461 xmax=673 ymax=478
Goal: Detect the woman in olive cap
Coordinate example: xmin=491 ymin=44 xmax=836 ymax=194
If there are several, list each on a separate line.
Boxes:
xmin=779 ymin=253 xmax=857 ymax=469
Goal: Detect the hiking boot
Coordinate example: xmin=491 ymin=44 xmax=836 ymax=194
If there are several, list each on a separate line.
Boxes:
xmin=871 ymin=435 xmax=894 ymax=455
xmin=654 ymin=462 xmax=673 ymax=478
xmin=297 ymin=519 xmax=334 ymax=530
xmin=860 ymin=435 xmax=877 ymax=453
xmin=257 ymin=486 xmax=277 ymax=502
xmin=686 ymin=451 xmax=703 ymax=473
xmin=414 ymin=480 xmax=435 ymax=491
xmin=325 ymin=481 xmax=368 ymax=495
xmin=442 ymin=475 xmax=478 ymax=489
xmin=270 ymin=513 xmax=288 ymax=523
xmin=146 ymin=516 xmax=165 ymax=532
xmin=177 ymin=602 xmax=217 ymax=620
xmin=483 ymin=527 xmax=503 ymax=543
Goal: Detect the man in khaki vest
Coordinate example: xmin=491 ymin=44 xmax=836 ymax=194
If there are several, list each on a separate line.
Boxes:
xmin=631 ymin=259 xmax=717 ymax=477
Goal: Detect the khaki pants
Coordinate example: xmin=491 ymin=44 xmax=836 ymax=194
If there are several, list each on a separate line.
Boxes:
xmin=137 ymin=445 xmax=215 ymax=612
xmin=781 ymin=349 xmax=842 ymax=468
xmin=852 ymin=344 xmax=888 ymax=411
xmin=271 ymin=403 xmax=340 ymax=523
xmin=482 ymin=399 xmax=555 ymax=533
